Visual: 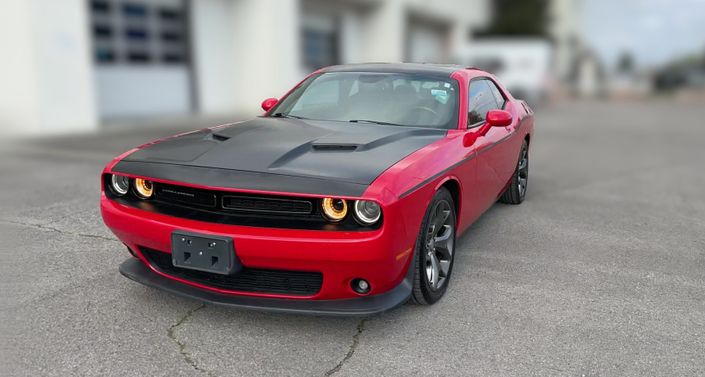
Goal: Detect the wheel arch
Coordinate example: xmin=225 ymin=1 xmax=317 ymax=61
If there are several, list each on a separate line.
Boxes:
xmin=435 ymin=176 xmax=461 ymax=225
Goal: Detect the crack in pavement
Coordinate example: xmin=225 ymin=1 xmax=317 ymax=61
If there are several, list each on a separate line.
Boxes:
xmin=324 ymin=318 xmax=367 ymax=376
xmin=0 ymin=219 xmax=119 ymax=243
xmin=167 ymin=304 xmax=216 ymax=376
xmin=5 ymin=202 xmax=375 ymax=377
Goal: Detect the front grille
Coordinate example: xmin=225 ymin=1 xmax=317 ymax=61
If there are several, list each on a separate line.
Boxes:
xmin=155 ymin=182 xmax=316 ymax=217
xmin=156 ymin=185 xmax=217 ymax=208
xmin=103 ymin=174 xmax=381 ymax=231
xmin=141 ymin=247 xmax=323 ymax=296
xmin=222 ymin=195 xmax=312 ymax=214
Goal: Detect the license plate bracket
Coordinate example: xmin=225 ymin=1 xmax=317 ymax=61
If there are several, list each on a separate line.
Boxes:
xmin=171 ymin=231 xmax=241 ymax=275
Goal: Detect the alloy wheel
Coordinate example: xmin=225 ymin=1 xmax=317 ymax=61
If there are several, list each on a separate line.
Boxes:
xmin=424 ymin=200 xmax=455 ymax=291
xmin=517 ymin=147 xmax=528 ymax=197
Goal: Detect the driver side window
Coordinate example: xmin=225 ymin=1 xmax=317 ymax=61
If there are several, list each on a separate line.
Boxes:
xmin=292 ymin=80 xmax=340 ymax=110
xmin=467 ymin=79 xmax=500 ymax=127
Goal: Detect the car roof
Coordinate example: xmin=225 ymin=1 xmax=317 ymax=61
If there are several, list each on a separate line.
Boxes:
xmin=320 ymin=63 xmax=484 ymax=77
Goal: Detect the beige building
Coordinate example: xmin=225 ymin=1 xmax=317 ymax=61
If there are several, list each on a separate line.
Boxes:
xmin=549 ymin=0 xmax=585 ymax=83
xmin=0 ymin=0 xmax=489 ymax=136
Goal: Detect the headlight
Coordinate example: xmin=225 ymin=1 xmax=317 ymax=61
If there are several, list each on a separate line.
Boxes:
xmin=321 ymin=198 xmax=348 ymax=222
xmin=134 ymin=178 xmax=154 ymax=199
xmin=110 ymin=174 xmax=130 ymax=196
xmin=353 ymin=200 xmax=381 ymax=225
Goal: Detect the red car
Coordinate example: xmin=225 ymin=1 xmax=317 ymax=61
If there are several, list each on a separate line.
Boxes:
xmin=101 ymin=63 xmax=534 ymax=315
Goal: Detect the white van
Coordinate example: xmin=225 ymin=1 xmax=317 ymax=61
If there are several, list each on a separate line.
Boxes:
xmin=454 ymin=39 xmax=553 ymax=106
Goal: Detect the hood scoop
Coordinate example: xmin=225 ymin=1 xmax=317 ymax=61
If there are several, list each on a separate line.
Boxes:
xmin=204 ymin=132 xmax=231 ymax=142
xmin=311 ymin=143 xmax=359 ymax=151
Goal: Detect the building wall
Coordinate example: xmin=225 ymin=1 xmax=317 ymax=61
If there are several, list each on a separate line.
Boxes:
xmin=406 ymin=17 xmax=449 ymax=63
xmin=229 ymin=0 xmax=300 ymax=115
xmin=359 ymin=0 xmax=406 ymax=62
xmin=405 ymin=0 xmax=490 ymax=61
xmin=191 ymin=0 xmax=238 ymax=115
xmin=0 ymin=0 xmax=488 ymax=135
xmin=0 ymin=0 xmax=40 ymax=135
xmin=550 ymin=0 xmax=585 ymax=82
xmin=0 ymin=0 xmax=96 ymax=135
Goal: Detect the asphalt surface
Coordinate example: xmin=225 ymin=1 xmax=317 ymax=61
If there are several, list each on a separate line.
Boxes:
xmin=1 ymin=100 xmax=704 ymax=376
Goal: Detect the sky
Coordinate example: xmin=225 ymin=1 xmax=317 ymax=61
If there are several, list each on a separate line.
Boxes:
xmin=584 ymin=0 xmax=705 ymax=69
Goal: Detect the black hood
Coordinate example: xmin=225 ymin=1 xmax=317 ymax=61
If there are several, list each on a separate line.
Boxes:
xmin=113 ymin=117 xmax=446 ymax=196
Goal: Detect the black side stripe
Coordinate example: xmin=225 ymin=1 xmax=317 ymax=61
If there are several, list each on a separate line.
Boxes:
xmin=398 ymin=132 xmax=516 ymax=199
xmin=399 ymin=154 xmax=478 ymax=199
xmin=476 ymin=132 xmax=513 ymax=155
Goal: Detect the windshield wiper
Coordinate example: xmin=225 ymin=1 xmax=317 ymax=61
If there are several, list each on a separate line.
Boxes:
xmin=271 ymin=113 xmax=308 ymax=120
xmin=348 ymin=119 xmax=406 ymax=127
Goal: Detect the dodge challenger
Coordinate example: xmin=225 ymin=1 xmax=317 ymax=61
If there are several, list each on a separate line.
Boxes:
xmin=101 ymin=63 xmax=534 ymax=315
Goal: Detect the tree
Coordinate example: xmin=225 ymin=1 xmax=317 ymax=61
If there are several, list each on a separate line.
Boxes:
xmin=616 ymin=51 xmax=635 ymax=74
xmin=477 ymin=0 xmax=550 ymax=37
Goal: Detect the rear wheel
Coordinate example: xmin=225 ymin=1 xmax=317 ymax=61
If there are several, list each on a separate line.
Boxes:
xmin=500 ymin=140 xmax=529 ymax=204
xmin=410 ymin=188 xmax=457 ymax=305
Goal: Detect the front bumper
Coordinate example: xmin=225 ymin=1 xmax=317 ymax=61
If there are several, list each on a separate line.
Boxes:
xmin=120 ymin=257 xmax=412 ymax=316
xmin=102 ymin=193 xmax=417 ymax=308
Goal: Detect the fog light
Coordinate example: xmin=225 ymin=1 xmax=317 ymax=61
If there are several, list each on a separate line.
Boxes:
xmin=351 ymin=278 xmax=371 ymax=295
xmin=134 ymin=178 xmax=154 ymax=199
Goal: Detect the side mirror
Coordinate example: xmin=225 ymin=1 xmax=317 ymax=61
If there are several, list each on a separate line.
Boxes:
xmin=261 ymin=97 xmax=278 ymax=112
xmin=486 ymin=110 xmax=512 ymax=128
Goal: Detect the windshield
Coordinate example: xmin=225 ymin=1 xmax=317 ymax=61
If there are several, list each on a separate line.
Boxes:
xmin=270 ymin=72 xmax=459 ymax=129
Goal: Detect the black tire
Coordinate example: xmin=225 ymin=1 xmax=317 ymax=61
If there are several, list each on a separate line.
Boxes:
xmin=410 ymin=188 xmax=457 ymax=305
xmin=499 ymin=140 xmax=529 ymax=205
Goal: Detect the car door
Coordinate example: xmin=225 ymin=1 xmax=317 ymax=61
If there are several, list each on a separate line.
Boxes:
xmin=467 ymin=79 xmax=512 ymax=211
xmin=485 ymin=79 xmax=522 ymax=186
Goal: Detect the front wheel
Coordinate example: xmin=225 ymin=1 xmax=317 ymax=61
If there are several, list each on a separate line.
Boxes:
xmin=410 ymin=188 xmax=457 ymax=305
xmin=500 ymin=140 xmax=529 ymax=204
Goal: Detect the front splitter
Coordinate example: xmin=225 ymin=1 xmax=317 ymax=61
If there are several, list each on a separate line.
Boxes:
xmin=119 ymin=258 xmax=412 ymax=316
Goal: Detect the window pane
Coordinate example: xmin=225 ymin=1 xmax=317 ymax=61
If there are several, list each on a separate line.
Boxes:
xmin=127 ymin=50 xmax=150 ymax=63
xmin=487 ymin=80 xmax=506 ymax=109
xmin=275 ymin=72 xmax=459 ymax=129
xmin=125 ymin=28 xmax=149 ymax=41
xmin=91 ymin=0 xmax=111 ymax=14
xmin=468 ymin=80 xmax=499 ymax=126
xmin=95 ymin=48 xmax=115 ymax=63
xmin=302 ymin=28 xmax=339 ymax=71
xmin=90 ymin=1 xmax=190 ymax=67
xmin=293 ymin=79 xmax=339 ymax=110
xmin=123 ymin=3 xmax=148 ymax=18
xmin=93 ymin=24 xmax=112 ymax=38
xmin=163 ymin=53 xmax=185 ymax=64
xmin=161 ymin=31 xmax=182 ymax=43
xmin=159 ymin=8 xmax=182 ymax=21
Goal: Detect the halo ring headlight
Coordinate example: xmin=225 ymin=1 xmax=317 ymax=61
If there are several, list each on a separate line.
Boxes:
xmin=110 ymin=174 xmax=130 ymax=196
xmin=321 ymin=198 xmax=348 ymax=222
xmin=134 ymin=178 xmax=154 ymax=199
xmin=353 ymin=200 xmax=381 ymax=225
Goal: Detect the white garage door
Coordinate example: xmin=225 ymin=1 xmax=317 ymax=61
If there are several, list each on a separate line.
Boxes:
xmin=90 ymin=0 xmax=193 ymax=119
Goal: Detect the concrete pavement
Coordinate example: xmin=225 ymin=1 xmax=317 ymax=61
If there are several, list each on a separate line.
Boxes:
xmin=1 ymin=100 xmax=704 ymax=376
